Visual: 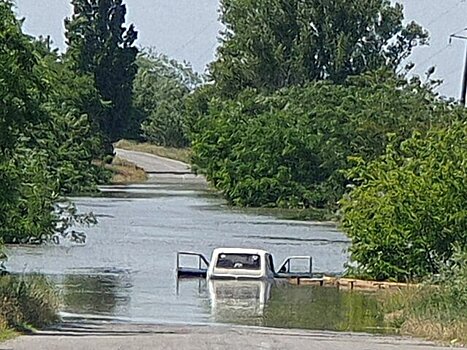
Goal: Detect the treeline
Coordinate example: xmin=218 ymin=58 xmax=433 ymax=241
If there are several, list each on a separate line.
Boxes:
xmin=0 ymin=0 xmax=201 ymax=243
xmin=132 ymin=0 xmax=467 ymax=286
xmin=5 ymin=0 xmax=467 ymax=286
xmin=0 ymin=0 xmax=139 ymax=243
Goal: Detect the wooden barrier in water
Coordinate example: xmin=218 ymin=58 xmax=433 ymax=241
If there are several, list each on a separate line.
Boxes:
xmin=288 ymin=276 xmax=419 ymax=291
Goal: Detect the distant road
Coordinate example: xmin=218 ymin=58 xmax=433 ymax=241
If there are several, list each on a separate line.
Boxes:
xmin=2 ymin=324 xmax=452 ymax=350
xmin=115 ymin=148 xmax=191 ymax=174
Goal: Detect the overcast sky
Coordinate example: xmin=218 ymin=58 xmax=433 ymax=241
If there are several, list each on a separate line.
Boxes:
xmin=13 ymin=0 xmax=467 ymax=99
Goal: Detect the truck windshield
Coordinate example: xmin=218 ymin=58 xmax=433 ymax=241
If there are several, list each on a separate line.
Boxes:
xmin=216 ymin=254 xmax=261 ymax=270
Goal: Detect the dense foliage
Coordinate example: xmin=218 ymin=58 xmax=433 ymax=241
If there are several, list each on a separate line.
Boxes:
xmin=65 ymin=0 xmax=139 ymax=144
xmin=191 ymin=71 xmax=455 ymax=209
xmin=134 ymin=52 xmax=202 ymax=147
xmin=211 ymin=0 xmax=427 ymax=96
xmin=341 ymin=121 xmax=467 ymax=281
xmin=0 ymin=1 xmax=105 ymax=244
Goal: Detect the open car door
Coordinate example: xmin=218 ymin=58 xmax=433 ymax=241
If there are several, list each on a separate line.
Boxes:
xmin=176 ymin=251 xmax=210 ymax=278
xmin=275 ymin=256 xmax=313 ymax=279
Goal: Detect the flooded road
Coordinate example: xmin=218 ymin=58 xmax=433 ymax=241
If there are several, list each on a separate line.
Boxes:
xmin=5 ymin=177 xmax=365 ymax=330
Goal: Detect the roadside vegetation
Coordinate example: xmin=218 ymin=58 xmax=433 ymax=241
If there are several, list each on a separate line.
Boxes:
xmin=106 ymin=157 xmax=148 ymax=184
xmin=0 ymin=275 xmax=59 ymax=338
xmin=380 ymin=249 xmax=467 ymax=345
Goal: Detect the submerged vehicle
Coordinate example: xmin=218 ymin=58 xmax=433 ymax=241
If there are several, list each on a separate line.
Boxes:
xmin=176 ymin=247 xmax=313 ymax=280
xmin=176 ymin=248 xmax=314 ymax=320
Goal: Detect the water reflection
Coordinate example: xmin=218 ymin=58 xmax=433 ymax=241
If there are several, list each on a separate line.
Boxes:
xmin=59 ymin=269 xmax=132 ymax=319
xmin=208 ymin=280 xmax=272 ymax=325
xmin=175 ymin=278 xmax=390 ymax=333
xmin=263 ymin=285 xmax=390 ymax=333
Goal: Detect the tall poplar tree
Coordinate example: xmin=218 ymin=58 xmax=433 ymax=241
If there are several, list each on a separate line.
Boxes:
xmin=211 ymin=0 xmax=428 ymax=97
xmin=65 ymin=0 xmax=139 ymax=144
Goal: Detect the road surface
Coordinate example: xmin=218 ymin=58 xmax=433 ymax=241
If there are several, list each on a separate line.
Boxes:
xmin=115 ymin=148 xmax=191 ymax=174
xmin=1 ymin=324 xmax=452 ymax=350
xmin=115 ymin=148 xmax=207 ymax=184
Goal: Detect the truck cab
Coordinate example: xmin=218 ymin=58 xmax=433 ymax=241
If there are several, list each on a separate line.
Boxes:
xmin=207 ymin=248 xmax=275 ymax=280
xmin=176 ymin=247 xmax=313 ymax=281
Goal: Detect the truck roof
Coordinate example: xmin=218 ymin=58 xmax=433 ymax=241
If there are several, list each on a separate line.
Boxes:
xmin=212 ymin=248 xmax=269 ymax=256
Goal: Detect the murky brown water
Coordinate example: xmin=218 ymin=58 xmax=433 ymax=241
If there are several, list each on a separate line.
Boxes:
xmin=5 ymin=178 xmax=388 ymax=332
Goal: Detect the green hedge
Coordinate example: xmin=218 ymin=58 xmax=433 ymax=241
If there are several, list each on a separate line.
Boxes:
xmin=191 ymin=71 xmax=460 ymax=209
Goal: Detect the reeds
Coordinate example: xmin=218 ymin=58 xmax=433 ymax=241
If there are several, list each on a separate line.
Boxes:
xmin=0 ymin=275 xmax=59 ymax=332
xmin=381 ymin=249 xmax=467 ymax=345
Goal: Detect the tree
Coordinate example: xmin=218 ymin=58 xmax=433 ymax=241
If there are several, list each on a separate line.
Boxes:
xmin=341 ymin=121 xmax=467 ymax=281
xmin=0 ymin=0 xmax=45 ymax=237
xmin=191 ymin=70 xmax=460 ymax=209
xmin=65 ymin=0 xmax=139 ymax=143
xmin=0 ymin=2 xmax=101 ymax=243
xmin=134 ymin=51 xmax=203 ymax=147
xmin=210 ymin=0 xmax=428 ymax=96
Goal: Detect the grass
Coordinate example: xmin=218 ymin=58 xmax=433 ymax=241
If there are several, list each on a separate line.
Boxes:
xmin=378 ymin=250 xmax=467 ymax=346
xmin=115 ymin=139 xmax=192 ymax=164
xmin=0 ymin=274 xmax=60 ymax=339
xmin=379 ymin=288 xmax=467 ymax=346
xmin=102 ymin=157 xmax=148 ymax=184
xmin=0 ymin=324 xmax=17 ymax=342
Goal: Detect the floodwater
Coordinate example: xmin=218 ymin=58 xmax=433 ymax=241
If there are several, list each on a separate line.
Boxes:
xmin=5 ymin=177 xmax=389 ymax=333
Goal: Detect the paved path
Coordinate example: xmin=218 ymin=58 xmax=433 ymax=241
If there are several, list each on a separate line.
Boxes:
xmin=1 ymin=324 xmax=451 ymax=350
xmin=115 ymin=148 xmax=191 ymax=174
xmin=115 ymin=148 xmax=207 ymax=184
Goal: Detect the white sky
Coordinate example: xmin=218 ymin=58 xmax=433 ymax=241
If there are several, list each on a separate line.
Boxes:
xmin=13 ymin=0 xmax=467 ymax=99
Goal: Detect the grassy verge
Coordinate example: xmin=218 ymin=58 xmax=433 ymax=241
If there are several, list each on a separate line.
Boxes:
xmin=379 ymin=250 xmax=467 ymax=346
xmin=115 ymin=139 xmax=192 ymax=164
xmin=100 ymin=157 xmax=148 ymax=184
xmin=0 ymin=274 xmax=59 ymax=340
xmin=380 ymin=288 xmax=466 ymax=346
xmin=0 ymin=325 xmax=17 ymax=342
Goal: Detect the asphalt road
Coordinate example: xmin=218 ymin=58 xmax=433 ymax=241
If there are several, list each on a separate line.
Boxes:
xmin=1 ymin=324 xmax=452 ymax=350
xmin=115 ymin=148 xmax=191 ymax=174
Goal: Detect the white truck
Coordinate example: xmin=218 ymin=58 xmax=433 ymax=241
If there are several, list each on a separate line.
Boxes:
xmin=176 ymin=248 xmax=314 ymax=319
xmin=176 ymin=247 xmax=313 ymax=281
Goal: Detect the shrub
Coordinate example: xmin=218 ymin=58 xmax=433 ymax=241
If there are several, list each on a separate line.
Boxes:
xmin=341 ymin=122 xmax=467 ymax=281
xmin=191 ymin=71 xmax=460 ymax=209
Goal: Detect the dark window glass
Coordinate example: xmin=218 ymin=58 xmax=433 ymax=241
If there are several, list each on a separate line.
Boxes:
xmin=216 ymin=254 xmax=261 ymax=270
xmin=267 ymin=254 xmax=275 ymax=273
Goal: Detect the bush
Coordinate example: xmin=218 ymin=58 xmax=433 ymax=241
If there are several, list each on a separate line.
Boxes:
xmin=191 ymin=71 xmax=460 ymax=209
xmin=341 ymin=122 xmax=467 ymax=281
xmin=0 ymin=275 xmax=59 ymax=330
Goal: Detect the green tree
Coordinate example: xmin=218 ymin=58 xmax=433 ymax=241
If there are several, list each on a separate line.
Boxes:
xmin=191 ymin=70 xmax=456 ymax=209
xmin=0 ymin=0 xmax=45 ymax=238
xmin=210 ymin=0 xmax=427 ymax=96
xmin=134 ymin=51 xmax=203 ymax=147
xmin=65 ymin=0 xmax=139 ymax=143
xmin=0 ymin=2 xmax=101 ymax=243
xmin=341 ymin=121 xmax=467 ymax=281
